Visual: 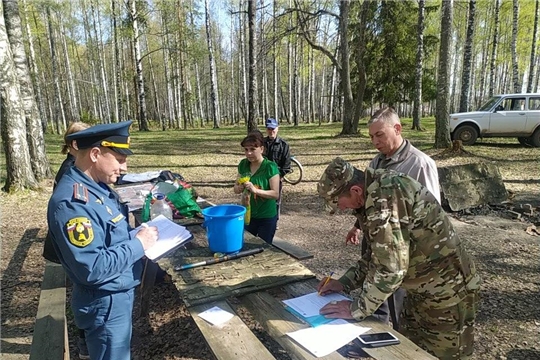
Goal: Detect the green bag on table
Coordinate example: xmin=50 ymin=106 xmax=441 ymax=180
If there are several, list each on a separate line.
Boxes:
xmin=166 ymin=185 xmax=201 ymax=218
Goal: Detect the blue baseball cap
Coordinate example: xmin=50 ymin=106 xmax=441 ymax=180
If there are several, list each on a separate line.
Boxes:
xmin=266 ymin=118 xmax=279 ymax=129
xmin=66 ymin=120 xmax=134 ymax=155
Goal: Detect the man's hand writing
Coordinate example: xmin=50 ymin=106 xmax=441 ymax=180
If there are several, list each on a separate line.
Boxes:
xmin=319 ymin=300 xmax=354 ymax=319
xmin=345 ymin=226 xmax=361 ymax=245
xmin=136 ymin=225 xmax=158 ymax=250
xmin=316 ymin=278 xmax=344 ymax=295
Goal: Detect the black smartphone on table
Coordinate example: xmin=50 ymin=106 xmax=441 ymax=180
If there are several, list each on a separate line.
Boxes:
xmin=358 ymin=331 xmax=400 ymax=347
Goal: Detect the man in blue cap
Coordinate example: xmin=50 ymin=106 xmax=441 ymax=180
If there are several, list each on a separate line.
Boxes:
xmin=47 ymin=121 xmax=158 ymax=360
xmin=263 ymin=118 xmax=291 ymax=227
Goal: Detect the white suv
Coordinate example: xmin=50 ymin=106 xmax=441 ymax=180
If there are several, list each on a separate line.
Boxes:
xmin=449 ymin=93 xmax=540 ymax=146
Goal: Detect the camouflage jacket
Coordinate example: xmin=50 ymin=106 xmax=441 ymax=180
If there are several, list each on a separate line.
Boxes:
xmin=339 ymin=168 xmax=481 ymax=320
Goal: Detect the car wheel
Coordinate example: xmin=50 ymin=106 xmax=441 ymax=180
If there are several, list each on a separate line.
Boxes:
xmin=453 ymin=125 xmax=478 ymax=145
xmin=530 ymin=128 xmax=540 ymax=147
xmin=517 ymin=137 xmax=531 ymax=146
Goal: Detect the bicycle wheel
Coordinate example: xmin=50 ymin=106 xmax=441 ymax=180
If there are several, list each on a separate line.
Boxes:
xmin=283 ymin=158 xmax=303 ymax=185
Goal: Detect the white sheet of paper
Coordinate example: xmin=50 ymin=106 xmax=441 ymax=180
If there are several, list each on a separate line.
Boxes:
xmin=121 ymin=170 xmax=162 ymax=183
xmin=287 ymin=319 xmax=370 ymax=358
xmin=283 ymin=291 xmax=350 ymax=317
xmin=130 ymin=215 xmax=193 ymax=261
xmin=198 ymin=306 xmax=234 ymax=326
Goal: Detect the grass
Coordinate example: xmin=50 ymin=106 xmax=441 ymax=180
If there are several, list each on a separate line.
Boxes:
xmin=1 ymin=117 xmax=539 ymax=194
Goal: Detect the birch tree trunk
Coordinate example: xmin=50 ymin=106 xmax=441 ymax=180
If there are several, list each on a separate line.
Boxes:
xmin=0 ymin=1 xmax=38 ymax=191
xmin=59 ymin=12 xmax=80 ymax=121
xmin=459 ymin=0 xmax=476 ymax=112
xmin=273 ymin=0 xmax=278 ymax=119
xmin=412 ymin=0 xmax=425 ymax=130
xmin=435 ymin=0 xmax=453 ymax=149
xmin=204 ymin=0 xmax=220 ymax=128
xmin=527 ymin=0 xmax=539 ymax=93
xmin=338 ymin=0 xmax=356 ymax=135
xmin=160 ymin=9 xmax=173 ymax=126
xmin=3 ymin=0 xmax=51 ymax=180
xmin=239 ymin=6 xmax=248 ymax=123
xmin=247 ymin=0 xmax=257 ymax=132
xmin=130 ymin=0 xmax=148 ymax=130
xmin=20 ymin=0 xmax=46 ymax=130
xmin=111 ymin=0 xmax=120 ymax=122
xmin=488 ymin=0 xmax=501 ymax=97
xmin=511 ymin=0 xmax=520 ymax=93
xmin=91 ymin=1 xmax=111 ymax=123
xmin=46 ymin=5 xmax=66 ymax=134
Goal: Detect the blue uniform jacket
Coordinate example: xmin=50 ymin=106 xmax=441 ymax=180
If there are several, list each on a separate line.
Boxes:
xmin=47 ymin=166 xmax=145 ymax=292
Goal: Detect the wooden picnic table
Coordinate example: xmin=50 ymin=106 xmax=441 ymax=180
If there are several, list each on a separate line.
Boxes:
xmin=115 ymin=180 xmax=436 ymax=360
xmin=151 ymin=222 xmax=435 ymax=360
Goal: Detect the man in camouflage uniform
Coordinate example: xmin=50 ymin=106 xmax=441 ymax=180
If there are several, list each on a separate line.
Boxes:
xmin=317 ymin=157 xmax=480 ymax=360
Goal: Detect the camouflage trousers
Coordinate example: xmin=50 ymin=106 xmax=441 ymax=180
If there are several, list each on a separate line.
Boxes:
xmin=400 ymin=290 xmax=479 ymax=360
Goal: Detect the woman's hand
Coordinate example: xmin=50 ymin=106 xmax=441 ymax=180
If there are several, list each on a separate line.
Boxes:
xmin=244 ymin=181 xmax=256 ymax=193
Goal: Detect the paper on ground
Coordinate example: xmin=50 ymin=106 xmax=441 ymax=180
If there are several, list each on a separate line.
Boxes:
xmin=283 ymin=291 xmax=350 ymax=318
xmin=287 ymin=319 xmax=370 ymax=358
xmin=130 ymin=215 xmax=193 ymax=261
xmin=198 ymin=306 xmax=234 ymax=326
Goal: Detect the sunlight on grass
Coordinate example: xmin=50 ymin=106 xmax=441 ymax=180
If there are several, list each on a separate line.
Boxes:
xmin=1 ymin=119 xmax=539 ymax=197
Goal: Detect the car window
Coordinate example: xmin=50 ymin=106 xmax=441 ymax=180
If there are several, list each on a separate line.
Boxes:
xmin=498 ymin=97 xmax=526 ymax=111
xmin=478 ymin=96 xmax=501 ymax=111
xmin=529 ymin=97 xmax=540 ymax=110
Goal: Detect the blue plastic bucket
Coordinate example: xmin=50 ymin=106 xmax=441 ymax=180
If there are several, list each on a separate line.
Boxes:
xmin=202 ymin=205 xmax=246 ymax=254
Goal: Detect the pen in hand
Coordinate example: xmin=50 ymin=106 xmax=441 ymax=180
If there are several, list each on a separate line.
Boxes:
xmin=318 ymin=271 xmax=334 ymax=295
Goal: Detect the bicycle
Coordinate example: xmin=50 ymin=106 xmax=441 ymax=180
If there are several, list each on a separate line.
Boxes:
xmin=283 ymin=156 xmax=304 ymax=185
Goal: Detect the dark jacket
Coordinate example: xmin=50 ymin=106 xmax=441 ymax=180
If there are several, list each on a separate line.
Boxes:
xmin=264 ymin=136 xmax=291 ymax=177
xmin=43 ymin=154 xmax=75 ymax=263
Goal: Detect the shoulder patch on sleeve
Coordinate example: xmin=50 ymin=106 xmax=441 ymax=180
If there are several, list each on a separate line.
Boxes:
xmin=66 ymin=217 xmax=94 ymax=247
xmin=73 ymin=183 xmax=89 ymax=203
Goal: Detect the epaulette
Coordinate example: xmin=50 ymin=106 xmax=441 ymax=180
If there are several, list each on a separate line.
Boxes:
xmin=73 ymin=183 xmax=89 ymax=203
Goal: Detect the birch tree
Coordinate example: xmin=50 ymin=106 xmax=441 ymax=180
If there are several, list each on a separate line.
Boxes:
xmin=3 ymin=0 xmax=51 ymax=180
xmin=488 ymin=0 xmax=501 ymax=97
xmin=527 ymin=0 xmax=539 ymax=93
xmin=412 ymin=0 xmax=425 ymax=130
xmin=511 ymin=0 xmax=520 ymax=93
xmin=0 ymin=0 xmax=38 ymax=191
xmin=459 ymin=0 xmax=476 ymax=112
xmin=46 ymin=4 xmax=66 ymax=134
xmin=130 ymin=0 xmax=149 ymax=130
xmin=247 ymin=0 xmax=257 ymax=132
xmin=204 ymin=0 xmax=220 ymax=128
xmin=435 ymin=0 xmax=453 ymax=148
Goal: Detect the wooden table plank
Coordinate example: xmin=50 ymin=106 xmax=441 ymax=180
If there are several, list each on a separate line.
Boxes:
xmin=159 ymin=229 xmax=314 ymax=307
xmin=30 ymin=262 xmax=68 ymax=360
xmin=272 ymin=237 xmax=314 ymax=260
xmin=190 ymin=300 xmax=276 ymax=360
xmin=240 ymin=291 xmax=345 ymax=360
xmin=282 ymin=280 xmax=437 ymax=360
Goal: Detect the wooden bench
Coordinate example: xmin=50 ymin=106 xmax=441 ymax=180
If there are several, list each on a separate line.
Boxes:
xmin=29 ymin=261 xmax=70 ymax=360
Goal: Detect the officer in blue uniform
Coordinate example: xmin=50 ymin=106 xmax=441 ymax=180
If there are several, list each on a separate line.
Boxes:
xmin=47 ymin=121 xmax=158 ymax=360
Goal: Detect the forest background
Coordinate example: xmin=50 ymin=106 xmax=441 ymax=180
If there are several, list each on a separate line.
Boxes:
xmin=1 ymin=0 xmax=540 ymax=191
xmin=1 ymin=1 xmax=540 ymax=358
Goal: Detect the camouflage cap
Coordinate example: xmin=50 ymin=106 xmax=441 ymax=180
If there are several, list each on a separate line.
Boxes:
xmin=317 ymin=157 xmax=356 ymax=213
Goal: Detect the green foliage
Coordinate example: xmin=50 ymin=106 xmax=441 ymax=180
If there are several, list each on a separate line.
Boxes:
xmin=349 ymin=0 xmax=438 ymax=107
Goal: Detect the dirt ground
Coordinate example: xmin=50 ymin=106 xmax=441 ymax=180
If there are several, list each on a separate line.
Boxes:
xmin=1 ymin=142 xmax=540 ymax=360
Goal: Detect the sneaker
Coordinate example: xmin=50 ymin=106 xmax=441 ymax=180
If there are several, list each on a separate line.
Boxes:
xmin=77 ymin=337 xmax=90 ymax=360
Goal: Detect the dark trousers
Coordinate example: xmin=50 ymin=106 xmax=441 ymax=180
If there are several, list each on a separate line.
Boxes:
xmin=362 ymin=236 xmax=405 ymax=330
xmin=276 ymin=179 xmax=283 ymax=221
xmin=245 ymin=215 xmax=278 ymax=244
xmin=72 ymin=286 xmax=134 ymax=360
